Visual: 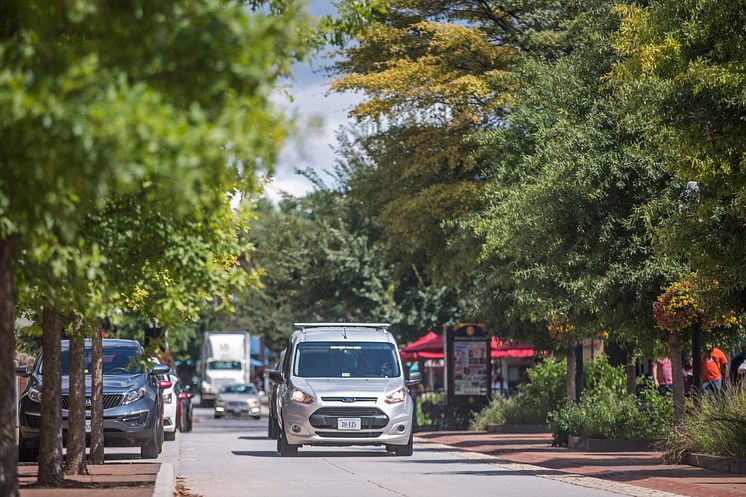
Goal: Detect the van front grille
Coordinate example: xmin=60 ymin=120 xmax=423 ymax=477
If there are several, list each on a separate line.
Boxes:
xmin=310 ymin=407 xmax=388 ymax=429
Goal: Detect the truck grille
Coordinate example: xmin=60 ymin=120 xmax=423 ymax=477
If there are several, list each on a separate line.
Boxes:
xmin=310 ymin=407 xmax=388 ymax=429
xmin=61 ymin=394 xmax=122 ymax=410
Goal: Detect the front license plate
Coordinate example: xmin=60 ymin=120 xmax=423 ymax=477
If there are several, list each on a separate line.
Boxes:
xmin=337 ymin=417 xmax=361 ymax=431
xmin=85 ymin=420 xmax=91 ymax=432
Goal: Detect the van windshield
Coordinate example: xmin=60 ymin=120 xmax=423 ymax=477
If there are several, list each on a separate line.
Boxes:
xmin=293 ymin=342 xmax=400 ymax=378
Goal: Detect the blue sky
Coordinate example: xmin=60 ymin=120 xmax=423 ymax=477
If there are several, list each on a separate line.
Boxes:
xmin=263 ymin=0 xmax=361 ymax=202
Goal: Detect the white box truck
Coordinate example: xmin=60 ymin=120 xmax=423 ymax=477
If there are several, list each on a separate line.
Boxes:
xmin=199 ymin=331 xmax=250 ymax=406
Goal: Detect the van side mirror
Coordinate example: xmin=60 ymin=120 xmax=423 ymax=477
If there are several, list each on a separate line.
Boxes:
xmin=268 ymin=370 xmax=284 ymax=384
xmin=406 ymin=371 xmax=422 ymax=387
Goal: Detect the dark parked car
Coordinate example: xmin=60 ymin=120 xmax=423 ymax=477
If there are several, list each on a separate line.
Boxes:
xmin=17 ymin=339 xmax=170 ymax=461
xmin=267 ymin=351 xmax=284 ymax=439
xmin=174 ymin=380 xmax=193 ymax=433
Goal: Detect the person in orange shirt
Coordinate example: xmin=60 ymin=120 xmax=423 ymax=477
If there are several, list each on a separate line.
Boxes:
xmin=701 ymin=346 xmax=728 ymax=394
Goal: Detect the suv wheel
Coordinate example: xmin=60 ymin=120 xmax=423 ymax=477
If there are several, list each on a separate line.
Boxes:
xmin=278 ymin=424 xmax=298 ymax=457
xmin=140 ymin=424 xmax=159 ymax=459
xmin=18 ymin=434 xmax=38 ymax=463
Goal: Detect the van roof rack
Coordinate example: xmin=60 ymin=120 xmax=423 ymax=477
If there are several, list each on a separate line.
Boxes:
xmin=293 ymin=323 xmax=390 ymax=330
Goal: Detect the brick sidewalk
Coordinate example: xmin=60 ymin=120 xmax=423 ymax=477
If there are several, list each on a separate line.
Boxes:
xmin=19 ymin=462 xmax=159 ymax=497
xmin=417 ymin=431 xmax=746 ymax=497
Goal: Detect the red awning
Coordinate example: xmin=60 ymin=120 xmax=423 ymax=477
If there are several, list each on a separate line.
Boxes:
xmin=399 ymin=331 xmax=441 ymax=361
xmin=400 ymin=332 xmax=535 ymax=361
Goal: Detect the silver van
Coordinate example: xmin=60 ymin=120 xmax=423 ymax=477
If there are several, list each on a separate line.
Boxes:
xmin=268 ymin=323 xmax=421 ymax=457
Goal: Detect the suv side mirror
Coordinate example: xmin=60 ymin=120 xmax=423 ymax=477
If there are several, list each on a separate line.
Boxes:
xmin=406 ymin=371 xmax=422 ymax=387
xmin=268 ymin=370 xmax=284 ymax=384
xmin=151 ymin=364 xmax=170 ymax=375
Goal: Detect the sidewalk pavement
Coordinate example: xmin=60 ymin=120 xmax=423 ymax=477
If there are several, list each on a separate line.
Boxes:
xmin=19 ymin=463 xmax=160 ymax=497
xmin=417 ymin=431 xmax=746 ymax=497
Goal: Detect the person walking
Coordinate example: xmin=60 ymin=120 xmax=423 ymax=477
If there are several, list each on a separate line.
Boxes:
xmin=702 ymin=346 xmax=728 ymax=395
xmin=652 ymin=357 xmax=674 ymax=394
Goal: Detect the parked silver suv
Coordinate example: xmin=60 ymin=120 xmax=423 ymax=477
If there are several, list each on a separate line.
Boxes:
xmin=268 ymin=323 xmax=421 ymax=457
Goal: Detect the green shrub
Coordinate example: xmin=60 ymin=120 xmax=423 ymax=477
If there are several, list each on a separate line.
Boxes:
xmin=470 ymin=359 xmax=566 ymax=430
xmin=662 ymin=386 xmax=746 ymax=462
xmin=547 ymin=357 xmax=672 ymax=446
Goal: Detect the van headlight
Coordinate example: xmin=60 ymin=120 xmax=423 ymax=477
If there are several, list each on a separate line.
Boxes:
xmin=28 ymin=387 xmax=42 ymax=403
xmin=122 ymin=386 xmax=147 ymax=405
xmin=290 ymin=388 xmax=315 ymax=404
xmin=384 ymin=387 xmax=408 ymax=404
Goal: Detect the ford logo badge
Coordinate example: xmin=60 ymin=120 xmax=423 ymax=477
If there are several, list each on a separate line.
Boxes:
xmin=342 ymin=397 xmax=355 ymax=403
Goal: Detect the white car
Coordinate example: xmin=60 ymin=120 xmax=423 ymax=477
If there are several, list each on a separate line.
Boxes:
xmin=156 ymin=369 xmax=179 ymax=441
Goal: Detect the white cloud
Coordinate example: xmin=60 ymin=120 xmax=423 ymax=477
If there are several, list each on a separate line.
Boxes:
xmin=265 ymin=68 xmax=362 ymax=202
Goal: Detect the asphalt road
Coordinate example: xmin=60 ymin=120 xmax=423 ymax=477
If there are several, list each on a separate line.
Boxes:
xmin=109 ymin=406 xmax=630 ymax=497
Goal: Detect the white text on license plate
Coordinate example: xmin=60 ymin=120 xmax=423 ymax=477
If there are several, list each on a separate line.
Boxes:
xmin=337 ymin=417 xmax=361 ymax=430
xmin=85 ymin=420 xmax=91 ymax=432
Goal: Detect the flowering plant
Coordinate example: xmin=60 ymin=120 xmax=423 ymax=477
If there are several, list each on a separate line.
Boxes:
xmin=653 ymin=275 xmax=738 ymax=333
xmin=547 ymin=316 xmax=574 ymax=340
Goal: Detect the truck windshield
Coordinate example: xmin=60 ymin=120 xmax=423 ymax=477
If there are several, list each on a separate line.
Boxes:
xmin=293 ymin=342 xmax=400 ymax=378
xmin=208 ymin=360 xmax=241 ymax=370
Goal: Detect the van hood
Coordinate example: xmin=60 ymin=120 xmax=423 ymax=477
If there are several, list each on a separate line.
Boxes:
xmin=296 ymin=377 xmax=400 ymax=397
xmin=60 ymin=374 xmax=144 ymax=395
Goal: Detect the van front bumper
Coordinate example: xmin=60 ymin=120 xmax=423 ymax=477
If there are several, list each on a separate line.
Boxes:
xmin=282 ymin=395 xmax=413 ymax=446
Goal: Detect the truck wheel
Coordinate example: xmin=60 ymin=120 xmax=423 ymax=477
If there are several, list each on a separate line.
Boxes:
xmin=140 ymin=424 xmax=159 ymax=459
xmin=164 ymin=429 xmax=176 ymax=441
xmin=18 ymin=434 xmax=38 ymax=463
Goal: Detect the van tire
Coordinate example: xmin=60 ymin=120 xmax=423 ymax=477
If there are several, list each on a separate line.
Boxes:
xmin=268 ymin=413 xmax=278 ymax=440
xmin=390 ymin=432 xmax=413 ymax=456
xmin=279 ymin=426 xmax=298 ymax=457
xmin=140 ymin=424 xmax=159 ymax=459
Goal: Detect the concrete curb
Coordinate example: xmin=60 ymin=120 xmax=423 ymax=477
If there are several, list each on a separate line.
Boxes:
xmin=568 ymin=435 xmax=656 ymax=452
xmin=486 ymin=423 xmax=549 ymax=434
xmin=687 ymin=453 xmax=746 ymax=475
xmin=152 ymin=462 xmax=176 ymax=497
xmin=414 ymin=437 xmax=686 ymax=497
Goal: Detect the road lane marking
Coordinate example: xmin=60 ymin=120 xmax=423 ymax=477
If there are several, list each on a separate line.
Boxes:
xmin=367 ymin=479 xmax=410 ymax=497
xmin=322 ymin=458 xmax=355 ymax=475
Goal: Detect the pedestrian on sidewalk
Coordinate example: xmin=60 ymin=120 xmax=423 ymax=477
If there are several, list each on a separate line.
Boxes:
xmin=702 ymin=345 xmax=728 ymax=395
xmin=652 ymin=357 xmax=674 ymax=395
xmin=730 ymin=344 xmax=746 ymax=384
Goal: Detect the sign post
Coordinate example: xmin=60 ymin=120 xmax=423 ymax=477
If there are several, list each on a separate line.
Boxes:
xmin=444 ymin=323 xmax=492 ymax=428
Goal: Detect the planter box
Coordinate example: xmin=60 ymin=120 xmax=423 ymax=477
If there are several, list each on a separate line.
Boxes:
xmin=686 ymin=453 xmax=746 ymax=475
xmin=486 ymin=423 xmax=549 ymax=434
xmin=567 ymin=436 xmax=655 ymax=452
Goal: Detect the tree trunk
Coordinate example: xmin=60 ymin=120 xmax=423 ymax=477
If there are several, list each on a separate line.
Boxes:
xmin=566 ymin=346 xmax=576 ymax=402
xmin=0 ymin=236 xmax=18 ymax=497
xmin=575 ymin=343 xmax=584 ymax=401
xmin=691 ymin=323 xmax=702 ymax=393
xmin=668 ymin=332 xmax=685 ymax=424
xmin=626 ymin=342 xmax=637 ymax=395
xmin=89 ymin=320 xmax=104 ymax=465
xmin=37 ymin=307 xmax=64 ymax=485
xmin=64 ymin=318 xmax=88 ymax=475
